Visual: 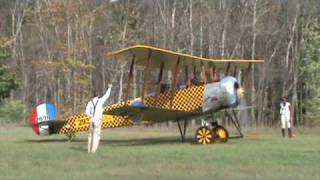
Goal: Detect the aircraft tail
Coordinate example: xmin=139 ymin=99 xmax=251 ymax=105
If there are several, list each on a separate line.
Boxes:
xmin=30 ymin=103 xmax=58 ymax=136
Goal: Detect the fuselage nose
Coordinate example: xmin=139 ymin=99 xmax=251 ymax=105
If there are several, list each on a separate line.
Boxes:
xmin=202 ymin=76 xmax=241 ymax=113
xmin=220 ymin=76 xmax=240 ymax=108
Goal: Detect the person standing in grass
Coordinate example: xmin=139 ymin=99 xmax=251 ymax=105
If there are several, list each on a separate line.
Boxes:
xmin=85 ymin=83 xmax=112 ymax=153
xmin=280 ymin=97 xmax=293 ymax=138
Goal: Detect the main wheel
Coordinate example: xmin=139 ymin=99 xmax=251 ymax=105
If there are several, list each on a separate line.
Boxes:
xmin=213 ymin=126 xmax=229 ymax=143
xmin=195 ymin=126 xmax=214 ymax=144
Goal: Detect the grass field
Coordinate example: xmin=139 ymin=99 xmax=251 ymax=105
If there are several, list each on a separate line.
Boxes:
xmin=0 ymin=126 xmax=319 ymax=180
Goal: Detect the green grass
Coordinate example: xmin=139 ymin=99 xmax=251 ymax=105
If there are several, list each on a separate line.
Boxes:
xmin=0 ymin=126 xmax=319 ymax=180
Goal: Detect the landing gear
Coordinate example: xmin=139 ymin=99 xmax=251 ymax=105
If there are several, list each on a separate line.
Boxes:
xmin=213 ymin=126 xmax=229 ymax=143
xmin=180 ymin=108 xmax=242 ymax=144
xmin=194 ymin=112 xmax=233 ymax=145
xmin=194 ymin=125 xmax=229 ymax=144
xmin=66 ymin=133 xmax=76 ymax=142
xmin=224 ymin=109 xmax=243 ymax=138
xmin=177 ymin=119 xmax=187 ymax=142
xmin=195 ymin=126 xmax=214 ymax=144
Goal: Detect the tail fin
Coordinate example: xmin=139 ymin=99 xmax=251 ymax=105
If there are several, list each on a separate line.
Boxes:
xmin=30 ymin=103 xmax=57 ymax=135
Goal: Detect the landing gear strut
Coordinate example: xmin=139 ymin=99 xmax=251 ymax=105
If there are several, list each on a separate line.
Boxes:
xmin=177 ymin=119 xmax=187 ymax=142
xmin=66 ymin=133 xmax=76 ymax=142
xmin=224 ymin=109 xmax=243 ymax=138
xmin=194 ymin=109 xmax=243 ymax=144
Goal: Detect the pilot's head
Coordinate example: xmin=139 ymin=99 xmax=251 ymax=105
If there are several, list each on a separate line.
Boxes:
xmin=282 ymin=96 xmax=288 ymax=102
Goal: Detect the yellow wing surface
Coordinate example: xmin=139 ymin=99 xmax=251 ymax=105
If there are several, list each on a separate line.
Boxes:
xmin=107 ymin=45 xmax=264 ymax=70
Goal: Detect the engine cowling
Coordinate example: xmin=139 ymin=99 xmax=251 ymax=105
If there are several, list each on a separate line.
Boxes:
xmin=30 ymin=103 xmax=57 ymax=136
xmin=202 ymin=76 xmax=240 ymax=113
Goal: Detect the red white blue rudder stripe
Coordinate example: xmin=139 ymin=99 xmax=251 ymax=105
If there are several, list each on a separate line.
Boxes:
xmin=30 ymin=103 xmax=57 ymax=136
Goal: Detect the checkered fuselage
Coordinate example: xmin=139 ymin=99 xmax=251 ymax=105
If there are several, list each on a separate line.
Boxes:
xmin=57 ymin=85 xmax=205 ymax=134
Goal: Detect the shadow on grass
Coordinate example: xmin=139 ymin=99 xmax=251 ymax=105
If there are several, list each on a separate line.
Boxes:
xmin=20 ymin=135 xmax=244 ymax=147
xmin=68 ymin=137 xmax=195 ymax=152
xmin=20 ymin=136 xmax=195 ymax=146
xmin=101 ymin=137 xmax=194 ymax=146
xmin=69 ymin=145 xmax=87 ymax=152
xmin=19 ymin=139 xmax=86 ymax=143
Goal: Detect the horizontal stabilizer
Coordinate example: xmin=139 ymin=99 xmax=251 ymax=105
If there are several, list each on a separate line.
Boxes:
xmin=36 ymin=120 xmax=65 ymax=126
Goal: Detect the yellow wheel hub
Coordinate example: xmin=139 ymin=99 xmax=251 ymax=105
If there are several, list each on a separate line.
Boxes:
xmin=196 ymin=127 xmax=213 ymax=144
xmin=217 ymin=129 xmax=226 ymax=139
xmin=215 ymin=127 xmax=229 ymax=143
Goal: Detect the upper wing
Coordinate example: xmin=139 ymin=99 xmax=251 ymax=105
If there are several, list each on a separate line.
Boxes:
xmin=107 ymin=45 xmax=264 ymax=71
xmin=105 ymin=105 xmax=199 ymax=123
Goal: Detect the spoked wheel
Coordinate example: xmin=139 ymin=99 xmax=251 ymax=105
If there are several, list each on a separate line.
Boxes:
xmin=213 ymin=126 xmax=229 ymax=143
xmin=195 ymin=126 xmax=214 ymax=144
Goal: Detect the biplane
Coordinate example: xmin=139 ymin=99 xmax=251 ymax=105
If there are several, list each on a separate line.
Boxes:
xmin=30 ymin=45 xmax=263 ymax=144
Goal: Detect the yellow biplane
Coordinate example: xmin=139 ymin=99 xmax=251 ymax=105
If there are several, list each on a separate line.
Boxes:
xmin=30 ymin=45 xmax=263 ymax=144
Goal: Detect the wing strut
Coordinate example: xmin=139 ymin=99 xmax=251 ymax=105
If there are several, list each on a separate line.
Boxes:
xmin=170 ymin=56 xmax=181 ymax=108
xmin=155 ymin=61 xmax=164 ymax=99
xmin=141 ymin=50 xmax=152 ymax=102
xmin=200 ymin=61 xmax=207 ymax=84
xmin=225 ymin=62 xmax=231 ymax=75
xmin=125 ymin=55 xmax=135 ymax=102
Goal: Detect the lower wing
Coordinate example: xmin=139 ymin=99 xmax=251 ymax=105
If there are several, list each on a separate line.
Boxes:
xmin=106 ymin=105 xmax=200 ymax=123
